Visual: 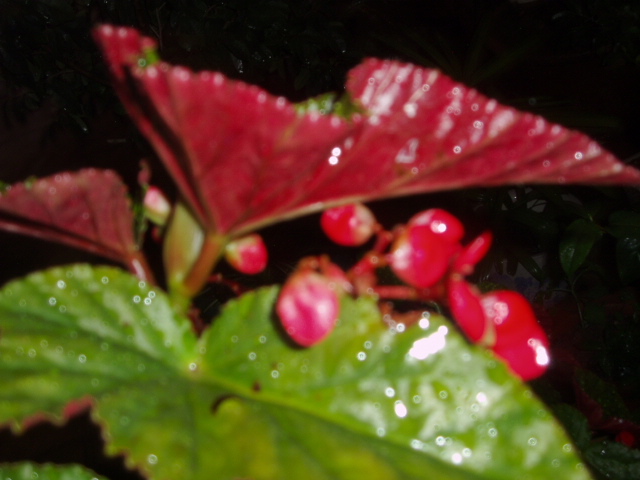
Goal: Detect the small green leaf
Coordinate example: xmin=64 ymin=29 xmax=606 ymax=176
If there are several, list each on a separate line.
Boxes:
xmin=559 ymin=219 xmax=604 ymax=279
xmin=584 ymin=440 xmax=640 ymax=480
xmin=0 ymin=462 xmax=106 ymax=480
xmin=0 ymin=265 xmax=592 ymax=480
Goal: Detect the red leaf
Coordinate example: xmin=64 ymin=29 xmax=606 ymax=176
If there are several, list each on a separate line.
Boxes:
xmin=0 ymin=169 xmax=152 ymax=281
xmin=94 ymin=26 xmax=640 ymax=238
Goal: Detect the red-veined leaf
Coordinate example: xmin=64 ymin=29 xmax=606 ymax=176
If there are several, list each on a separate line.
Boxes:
xmin=0 ymin=169 xmax=152 ymax=281
xmin=94 ymin=25 xmax=640 ymax=238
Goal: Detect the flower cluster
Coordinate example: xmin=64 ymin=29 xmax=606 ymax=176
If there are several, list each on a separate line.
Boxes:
xmin=277 ymin=203 xmax=550 ymax=380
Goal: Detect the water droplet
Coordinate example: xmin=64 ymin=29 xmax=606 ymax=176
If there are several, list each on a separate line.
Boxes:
xmin=133 ymin=295 xmax=141 ymax=304
xmin=28 ymin=349 xmax=36 ymax=358
xmin=439 ymin=390 xmax=448 ymax=399
xmin=488 ymin=427 xmax=498 ymax=438
xmin=376 ymin=427 xmax=386 ymax=437
xmin=259 ymin=335 xmax=267 ymax=344
xmin=144 ymin=298 xmax=152 ymax=305
xmin=385 ymin=387 xmax=395 ymax=398
xmin=78 ymin=354 xmax=87 ymax=363
xmin=394 ymin=400 xmax=408 ymax=418
xmin=451 ymin=452 xmax=463 ymax=464
xmin=91 ymin=378 xmax=100 ymax=387
xmin=101 ymin=276 xmax=109 ymax=284
xmin=551 ymin=459 xmax=560 ymax=468
xmin=412 ymin=395 xmax=422 ymax=404
xmin=48 ymin=297 xmax=57 ymax=306
xmin=231 ymin=335 xmax=239 ymax=343
xmin=357 ymin=351 xmax=367 ymax=361
xmin=408 ymin=326 xmax=448 ymax=360
xmin=435 ymin=436 xmax=446 ymax=446
xmin=562 ymin=443 xmax=572 ymax=453
xmin=147 ymin=454 xmax=158 ymax=465
xmin=100 ymin=342 xmax=109 ymax=351
xmin=56 ymin=280 xmax=66 ymax=289
xmin=270 ymin=370 xmax=280 ymax=379
xmin=528 ymin=437 xmax=538 ymax=446
xmin=574 ymin=151 xmax=583 ymax=160
xmin=403 ymin=103 xmax=417 ymax=118
xmin=40 ymin=340 xmax=48 ymax=348
xmin=364 ymin=341 xmax=373 ymax=349
xmin=411 ymin=439 xmax=424 ymax=450
xmin=248 ymin=352 xmax=257 ymax=361
xmin=453 ymin=145 xmax=462 ymax=154
xmin=188 ymin=363 xmax=197 ymax=371
xmin=138 ymin=363 xmax=146 ymax=372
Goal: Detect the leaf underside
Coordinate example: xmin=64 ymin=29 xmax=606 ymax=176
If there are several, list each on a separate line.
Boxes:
xmin=94 ymin=25 xmax=640 ymax=236
xmin=0 ymin=462 xmax=107 ymax=480
xmin=0 ymin=265 xmax=592 ymax=480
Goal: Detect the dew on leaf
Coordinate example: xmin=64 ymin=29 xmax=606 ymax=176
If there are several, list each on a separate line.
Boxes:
xmin=259 ymin=335 xmax=267 ymax=344
xmin=451 ymin=452 xmax=463 ymax=465
xmin=488 ymin=427 xmax=498 ymax=438
xmin=148 ymin=291 xmax=156 ymax=298
xmin=133 ymin=295 xmax=141 ymax=304
xmin=438 ymin=390 xmax=448 ymax=400
xmin=56 ymin=280 xmax=66 ymax=289
xmin=394 ymin=400 xmax=408 ymax=418
xmin=147 ymin=454 xmax=158 ymax=465
xmin=143 ymin=297 xmax=152 ymax=305
xmin=28 ymin=349 xmax=36 ymax=358
xmin=552 ymin=459 xmax=561 ymax=468
xmin=528 ymin=437 xmax=538 ymax=447
xmin=188 ymin=363 xmax=197 ymax=371
xmin=270 ymin=370 xmax=279 ymax=379
xmin=78 ymin=354 xmax=87 ymax=363
xmin=408 ymin=326 xmax=448 ymax=360
xmin=384 ymin=387 xmax=395 ymax=398
xmin=376 ymin=427 xmax=386 ymax=437
xmin=91 ymin=378 xmax=100 ymax=387
xmin=48 ymin=297 xmax=57 ymax=306
xmin=562 ymin=443 xmax=572 ymax=453
xmin=248 ymin=352 xmax=257 ymax=361
xmin=100 ymin=342 xmax=109 ymax=351
xmin=101 ymin=276 xmax=109 ymax=284
xmin=357 ymin=351 xmax=367 ymax=361
xmin=40 ymin=340 xmax=48 ymax=348
xmin=412 ymin=395 xmax=422 ymax=404
xmin=231 ymin=335 xmax=238 ymax=343
xmin=435 ymin=436 xmax=446 ymax=446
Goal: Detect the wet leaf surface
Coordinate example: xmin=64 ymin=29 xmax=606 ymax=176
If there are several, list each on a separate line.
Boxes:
xmin=0 ymin=265 xmax=592 ymax=479
xmin=94 ymin=26 xmax=640 ymax=237
xmin=0 ymin=462 xmax=107 ymax=480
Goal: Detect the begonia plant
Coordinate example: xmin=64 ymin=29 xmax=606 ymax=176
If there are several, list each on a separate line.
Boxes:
xmin=1 ymin=24 xmax=640 ymax=480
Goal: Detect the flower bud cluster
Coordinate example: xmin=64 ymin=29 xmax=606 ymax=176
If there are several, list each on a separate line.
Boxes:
xmin=278 ymin=203 xmax=550 ymax=381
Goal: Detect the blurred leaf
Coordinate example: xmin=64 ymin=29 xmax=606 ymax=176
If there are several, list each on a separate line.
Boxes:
xmin=616 ymin=236 xmax=640 ymax=284
xmin=584 ymin=440 xmax=640 ymax=480
xmin=0 ymin=462 xmax=106 ymax=480
xmin=607 ymin=210 xmax=640 ymax=239
xmin=559 ymin=219 xmax=604 ymax=279
xmin=0 ymin=265 xmax=591 ymax=480
xmin=0 ymin=169 xmax=151 ymax=281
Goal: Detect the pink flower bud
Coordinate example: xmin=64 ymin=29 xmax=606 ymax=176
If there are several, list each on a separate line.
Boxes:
xmin=320 ymin=203 xmax=377 ymax=246
xmin=277 ymin=271 xmax=341 ymax=347
xmin=389 ymin=209 xmax=465 ymax=288
xmin=447 ymin=278 xmax=488 ymax=342
xmin=143 ymin=186 xmax=172 ymax=226
xmin=481 ymin=291 xmax=550 ymax=381
xmin=224 ymin=234 xmax=268 ymax=274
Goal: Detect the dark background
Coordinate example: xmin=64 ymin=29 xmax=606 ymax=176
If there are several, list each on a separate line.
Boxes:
xmin=1 ymin=1 xmax=640 ymax=478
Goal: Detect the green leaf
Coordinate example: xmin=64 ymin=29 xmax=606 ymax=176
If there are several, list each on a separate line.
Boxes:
xmin=0 ymin=265 xmax=592 ymax=480
xmin=584 ymin=440 xmax=640 ymax=480
xmin=0 ymin=462 xmax=106 ymax=480
xmin=559 ymin=219 xmax=604 ymax=279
